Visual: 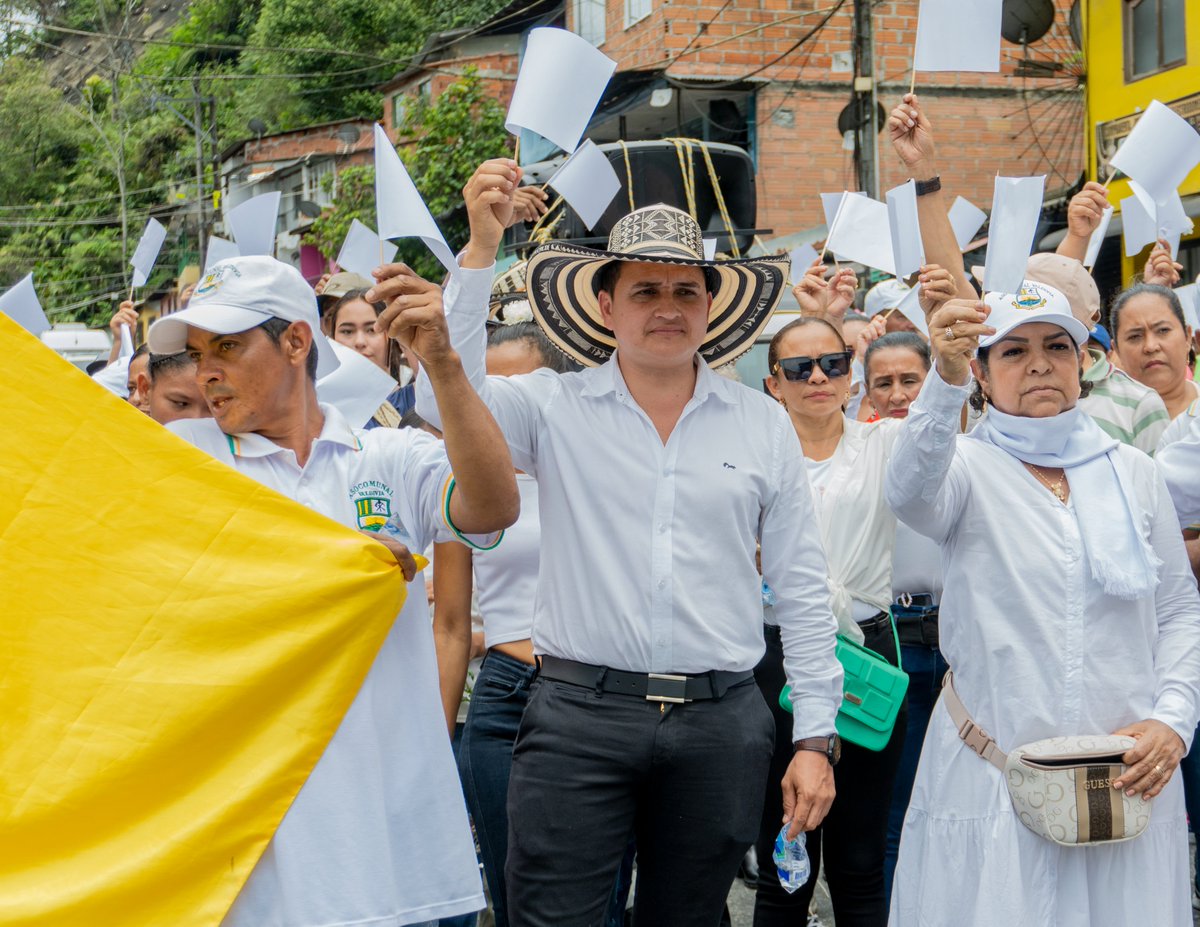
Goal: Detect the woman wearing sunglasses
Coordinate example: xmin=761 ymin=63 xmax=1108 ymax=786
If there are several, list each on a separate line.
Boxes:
xmin=751 ymin=312 xmax=905 ymax=927
xmin=886 ymin=284 xmax=1200 ymax=926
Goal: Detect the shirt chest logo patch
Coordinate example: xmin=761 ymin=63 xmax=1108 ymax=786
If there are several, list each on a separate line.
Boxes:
xmin=350 ymin=480 xmax=394 ymax=532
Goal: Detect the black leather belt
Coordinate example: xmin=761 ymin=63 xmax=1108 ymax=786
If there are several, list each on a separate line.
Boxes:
xmin=856 ymin=610 xmax=893 ymax=637
xmin=892 ymin=605 xmax=940 ymax=649
xmin=537 ymin=655 xmax=753 ymax=703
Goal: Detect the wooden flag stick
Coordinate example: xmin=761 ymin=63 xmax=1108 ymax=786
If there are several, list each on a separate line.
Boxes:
xmin=908 ymin=66 xmax=917 ymax=99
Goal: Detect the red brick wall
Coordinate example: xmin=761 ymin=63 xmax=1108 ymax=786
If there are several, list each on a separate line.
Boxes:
xmin=381 ymin=51 xmax=520 ymax=140
xmin=572 ymin=0 xmax=1080 ymax=238
xmin=245 ymin=120 xmax=376 ymax=165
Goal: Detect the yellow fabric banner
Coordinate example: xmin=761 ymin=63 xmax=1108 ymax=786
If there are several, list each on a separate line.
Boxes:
xmin=0 ymin=313 xmax=408 ymax=926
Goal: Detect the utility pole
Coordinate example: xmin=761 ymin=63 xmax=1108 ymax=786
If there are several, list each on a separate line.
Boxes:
xmin=852 ymin=0 xmax=879 ymax=198
xmin=152 ymin=85 xmax=216 ymax=266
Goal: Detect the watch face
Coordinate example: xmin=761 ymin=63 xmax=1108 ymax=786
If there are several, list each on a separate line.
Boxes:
xmin=830 ymin=735 xmax=842 ymax=764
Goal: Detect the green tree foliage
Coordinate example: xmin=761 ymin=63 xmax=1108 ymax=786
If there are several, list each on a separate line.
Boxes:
xmin=305 ymin=164 xmax=374 ymax=260
xmin=0 ymin=0 xmax=513 ymax=322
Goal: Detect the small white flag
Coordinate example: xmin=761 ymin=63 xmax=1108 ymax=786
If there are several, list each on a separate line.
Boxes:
xmin=895 ymin=285 xmax=929 ymax=337
xmin=374 ymin=124 xmax=457 ymax=277
xmin=226 ymin=192 xmax=281 ymax=257
xmin=948 ymin=197 xmax=987 ymax=250
xmin=913 ymin=0 xmax=1003 ymax=73
xmin=789 ymin=243 xmax=819 ymax=282
xmin=825 ymin=194 xmax=896 ymax=276
xmin=983 ymin=175 xmax=1046 ymax=295
xmin=129 ymin=218 xmax=167 ymax=289
xmin=886 ymin=180 xmax=925 ymax=279
xmin=1109 ymin=100 xmax=1200 ymax=205
xmin=546 ymin=139 xmax=621 ymax=229
xmin=0 ymin=273 xmax=49 ymax=337
xmin=1121 ymin=189 xmax=1158 ymax=257
xmin=1084 ymin=206 xmax=1114 ymax=267
xmin=337 ymin=219 xmax=398 ymax=281
xmin=317 ymin=341 xmax=399 ymax=430
xmin=505 ymin=28 xmax=617 ymax=153
xmin=204 ymin=236 xmax=240 ymax=274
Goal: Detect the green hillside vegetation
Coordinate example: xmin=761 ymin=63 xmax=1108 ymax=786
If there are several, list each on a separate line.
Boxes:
xmin=0 ymin=0 xmax=511 ymax=325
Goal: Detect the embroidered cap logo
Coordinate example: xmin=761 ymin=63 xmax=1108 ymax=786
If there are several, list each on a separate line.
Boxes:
xmin=1012 ymin=284 xmax=1049 ymax=312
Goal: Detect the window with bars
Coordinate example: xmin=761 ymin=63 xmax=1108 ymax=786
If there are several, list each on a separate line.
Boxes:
xmin=574 ymin=0 xmax=606 ymax=45
xmin=624 ymin=0 xmax=651 ymax=29
xmin=1124 ymin=0 xmax=1186 ymax=80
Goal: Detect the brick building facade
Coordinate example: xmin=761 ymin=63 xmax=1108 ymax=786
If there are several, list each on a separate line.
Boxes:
xmin=573 ymin=0 xmax=1081 ymax=241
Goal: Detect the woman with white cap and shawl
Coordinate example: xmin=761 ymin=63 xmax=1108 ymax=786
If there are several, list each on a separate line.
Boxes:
xmin=885 ymin=281 xmax=1200 ymax=926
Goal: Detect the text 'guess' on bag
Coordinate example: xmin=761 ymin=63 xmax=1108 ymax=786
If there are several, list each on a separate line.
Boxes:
xmin=942 ymin=672 xmax=1151 ymax=847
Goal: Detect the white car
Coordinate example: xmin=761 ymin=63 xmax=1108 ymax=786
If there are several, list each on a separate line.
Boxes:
xmin=41 ymin=323 xmax=112 ymax=371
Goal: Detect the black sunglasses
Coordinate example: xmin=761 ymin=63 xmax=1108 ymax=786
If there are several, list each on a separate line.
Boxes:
xmin=773 ymin=351 xmax=852 ymax=382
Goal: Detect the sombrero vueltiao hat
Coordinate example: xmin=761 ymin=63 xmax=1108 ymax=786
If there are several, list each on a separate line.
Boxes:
xmin=488 ymin=261 xmax=531 ymax=324
xmin=526 ymin=204 xmax=790 ymax=367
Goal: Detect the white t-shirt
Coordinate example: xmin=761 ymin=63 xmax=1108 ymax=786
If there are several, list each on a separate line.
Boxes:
xmin=891 ymin=521 xmax=944 ymax=605
xmin=169 ymin=406 xmax=486 ymax=927
xmin=473 ymin=473 xmax=540 ymax=649
xmin=804 ymin=419 xmax=903 ymax=638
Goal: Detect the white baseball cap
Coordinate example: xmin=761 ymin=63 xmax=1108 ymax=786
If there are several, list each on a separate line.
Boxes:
xmin=864 ymin=278 xmax=911 ymax=317
xmin=148 ymin=256 xmax=340 ymax=378
xmin=980 ymin=280 xmax=1089 ymax=349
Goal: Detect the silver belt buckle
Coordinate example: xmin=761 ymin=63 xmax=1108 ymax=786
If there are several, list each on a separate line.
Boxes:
xmin=646 ymin=673 xmax=689 ymax=703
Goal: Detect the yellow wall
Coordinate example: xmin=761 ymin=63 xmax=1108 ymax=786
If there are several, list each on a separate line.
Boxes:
xmin=1084 ymin=0 xmax=1200 ymax=280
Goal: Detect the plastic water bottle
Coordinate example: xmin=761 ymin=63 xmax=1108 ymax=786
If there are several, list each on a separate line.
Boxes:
xmin=773 ymin=825 xmax=811 ymax=893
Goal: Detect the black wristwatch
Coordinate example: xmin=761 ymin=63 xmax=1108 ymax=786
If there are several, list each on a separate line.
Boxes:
xmin=795 ymin=733 xmax=841 ymax=766
xmin=914 ymin=175 xmax=942 ymax=196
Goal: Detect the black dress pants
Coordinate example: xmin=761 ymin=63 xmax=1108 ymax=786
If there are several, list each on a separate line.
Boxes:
xmin=506 ymin=672 xmax=774 ymax=927
xmin=752 ymin=622 xmax=907 ymax=927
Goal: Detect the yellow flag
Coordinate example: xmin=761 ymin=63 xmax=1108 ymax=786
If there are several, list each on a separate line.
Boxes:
xmin=0 ymin=314 xmax=408 ymax=926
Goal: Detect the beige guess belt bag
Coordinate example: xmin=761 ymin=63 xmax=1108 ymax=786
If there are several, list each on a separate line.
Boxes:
xmin=941 ymin=672 xmax=1151 ymax=846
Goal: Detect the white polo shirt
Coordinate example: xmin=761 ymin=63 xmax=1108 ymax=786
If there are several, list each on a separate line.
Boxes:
xmin=418 ymin=267 xmax=843 ymax=741
xmin=169 ymin=405 xmax=486 ymax=927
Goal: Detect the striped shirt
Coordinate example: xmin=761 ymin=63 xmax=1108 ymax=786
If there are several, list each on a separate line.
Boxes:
xmin=1079 ymin=349 xmax=1170 ymax=455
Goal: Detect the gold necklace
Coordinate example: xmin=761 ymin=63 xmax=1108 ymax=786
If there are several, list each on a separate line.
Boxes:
xmin=1025 ymin=463 xmax=1068 ymax=503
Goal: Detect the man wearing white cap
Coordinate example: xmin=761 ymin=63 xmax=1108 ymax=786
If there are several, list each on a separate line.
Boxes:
xmin=148 ymin=254 xmax=519 ymax=927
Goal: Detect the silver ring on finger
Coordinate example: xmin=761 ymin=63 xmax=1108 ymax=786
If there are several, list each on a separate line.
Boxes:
xmin=944 ymin=325 xmax=955 ymax=341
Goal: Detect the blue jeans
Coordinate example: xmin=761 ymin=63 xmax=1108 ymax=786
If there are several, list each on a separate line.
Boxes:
xmin=1180 ymin=721 xmax=1200 ymax=893
xmin=459 ymin=650 xmax=540 ymax=927
xmin=440 ymin=723 xmax=478 ymax=927
xmin=884 ymin=642 xmax=948 ymax=904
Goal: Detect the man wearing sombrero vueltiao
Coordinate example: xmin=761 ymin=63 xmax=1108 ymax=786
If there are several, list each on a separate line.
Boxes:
xmin=385 ymin=158 xmax=841 ymax=926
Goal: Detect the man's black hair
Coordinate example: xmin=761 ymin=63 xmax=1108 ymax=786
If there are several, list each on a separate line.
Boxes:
xmin=259 ymin=317 xmax=319 ymax=380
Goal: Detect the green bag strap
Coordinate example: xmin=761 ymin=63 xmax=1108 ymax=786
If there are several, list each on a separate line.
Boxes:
xmin=889 ymin=610 xmax=903 ymax=674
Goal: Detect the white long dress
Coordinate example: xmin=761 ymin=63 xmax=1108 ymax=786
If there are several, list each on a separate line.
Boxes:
xmin=884 ymin=370 xmax=1200 ymax=927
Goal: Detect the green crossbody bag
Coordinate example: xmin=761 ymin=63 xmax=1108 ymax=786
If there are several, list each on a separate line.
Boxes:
xmin=778 ymin=617 xmax=909 ymax=752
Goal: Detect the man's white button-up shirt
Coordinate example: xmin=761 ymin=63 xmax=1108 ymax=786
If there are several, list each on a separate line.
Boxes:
xmin=417 ymin=266 xmax=842 ymax=738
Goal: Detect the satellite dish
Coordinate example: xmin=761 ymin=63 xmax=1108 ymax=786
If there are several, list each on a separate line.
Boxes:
xmin=336 ymin=124 xmax=361 ymax=145
xmin=247 ymin=118 xmax=268 ymax=137
xmin=1001 ymin=0 xmax=1056 ymax=44
xmin=837 ymin=100 xmax=887 ymax=136
xmin=297 ymin=200 xmax=323 ymax=219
